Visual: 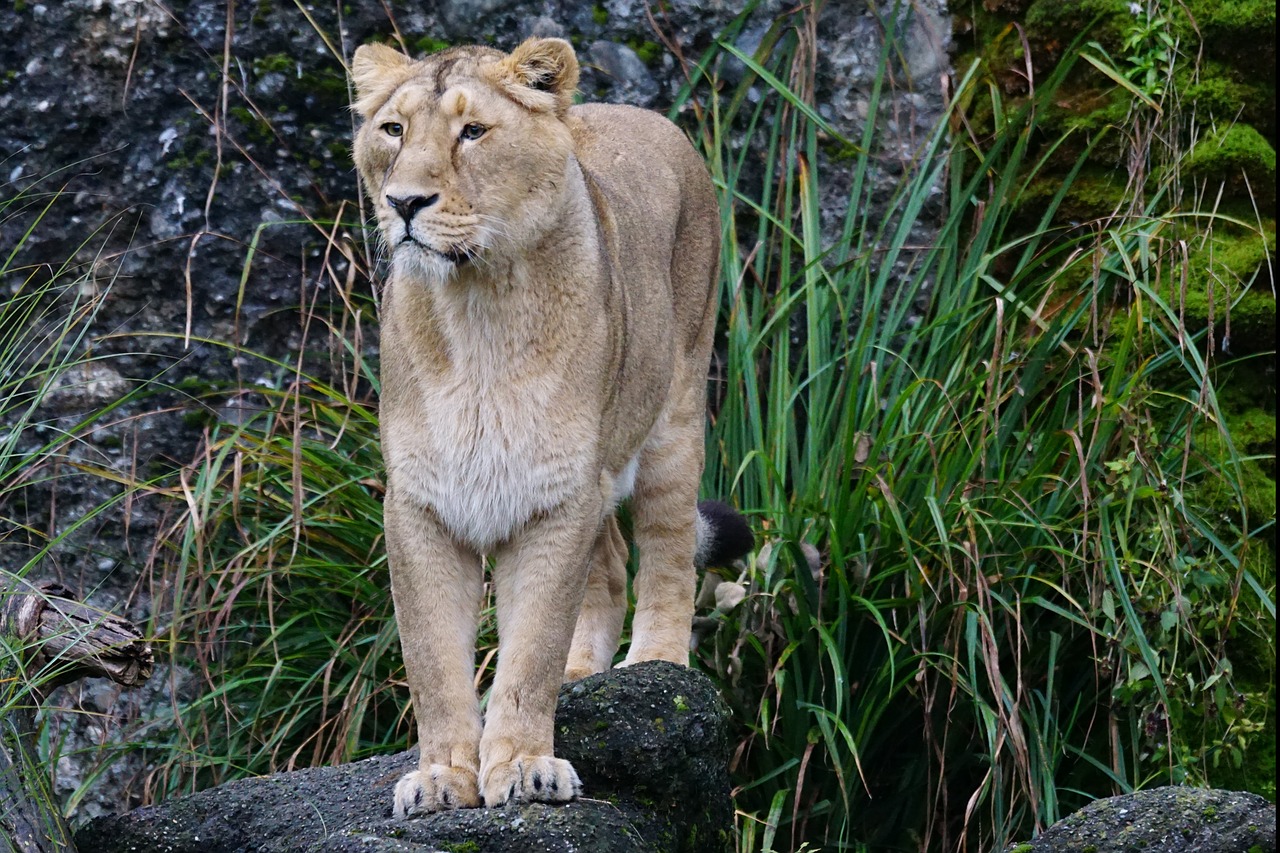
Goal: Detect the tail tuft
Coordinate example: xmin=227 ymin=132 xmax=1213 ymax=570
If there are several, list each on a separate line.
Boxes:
xmin=694 ymin=500 xmax=754 ymax=568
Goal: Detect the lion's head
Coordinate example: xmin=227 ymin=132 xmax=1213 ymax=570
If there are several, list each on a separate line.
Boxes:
xmin=350 ymin=38 xmax=581 ymax=282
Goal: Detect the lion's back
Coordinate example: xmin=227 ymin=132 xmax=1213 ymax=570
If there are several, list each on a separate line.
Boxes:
xmin=567 ymin=103 xmax=720 ymax=354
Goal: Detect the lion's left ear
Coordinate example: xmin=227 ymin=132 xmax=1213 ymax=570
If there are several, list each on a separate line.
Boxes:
xmin=350 ymin=42 xmax=414 ymax=118
xmin=496 ymin=38 xmax=579 ymax=115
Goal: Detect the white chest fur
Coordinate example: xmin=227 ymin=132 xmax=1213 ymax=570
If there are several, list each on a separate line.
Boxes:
xmin=387 ymin=372 xmax=590 ymax=552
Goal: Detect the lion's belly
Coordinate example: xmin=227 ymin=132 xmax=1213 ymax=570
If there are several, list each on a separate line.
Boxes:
xmin=388 ymin=387 xmax=590 ymax=552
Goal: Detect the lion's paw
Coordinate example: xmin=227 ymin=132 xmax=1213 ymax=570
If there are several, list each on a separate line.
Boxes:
xmin=481 ymin=755 xmax=583 ymax=807
xmin=392 ymin=765 xmax=481 ymax=818
xmin=563 ymin=665 xmax=597 ymax=683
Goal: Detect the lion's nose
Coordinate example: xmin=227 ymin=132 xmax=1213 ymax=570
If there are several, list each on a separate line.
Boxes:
xmin=386 ymin=193 xmax=440 ymax=222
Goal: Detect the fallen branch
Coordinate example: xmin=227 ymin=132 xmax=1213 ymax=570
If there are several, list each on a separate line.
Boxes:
xmin=1 ymin=578 xmax=153 ymax=853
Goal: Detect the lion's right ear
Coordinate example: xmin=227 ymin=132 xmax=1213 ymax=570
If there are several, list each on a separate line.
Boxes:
xmin=350 ymin=43 xmax=413 ymax=117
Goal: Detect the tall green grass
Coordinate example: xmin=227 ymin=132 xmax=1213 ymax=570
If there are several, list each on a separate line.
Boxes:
xmin=128 ymin=236 xmax=416 ymax=794
xmin=108 ymin=5 xmax=1275 ymax=852
xmin=678 ymin=6 xmax=1274 ymax=851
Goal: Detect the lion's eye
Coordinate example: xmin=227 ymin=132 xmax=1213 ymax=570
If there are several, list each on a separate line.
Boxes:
xmin=382 ymin=122 xmax=403 ymax=138
xmin=459 ymin=122 xmax=488 ymax=142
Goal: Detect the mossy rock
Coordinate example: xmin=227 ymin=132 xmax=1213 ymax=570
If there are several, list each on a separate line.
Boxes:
xmin=1177 ymin=60 xmax=1275 ymax=139
xmin=1183 ymin=0 xmax=1277 ymax=75
xmin=1175 ymin=217 xmax=1277 ymax=354
xmin=75 ymin=662 xmax=733 ymax=853
xmin=1024 ymin=0 xmax=1132 ymax=52
xmin=1020 ymin=165 xmax=1127 ymax=223
xmin=1186 ymin=125 xmax=1277 ymax=206
xmin=1003 ymin=786 xmax=1276 ymax=852
xmin=1192 ymin=396 xmax=1276 ymax=529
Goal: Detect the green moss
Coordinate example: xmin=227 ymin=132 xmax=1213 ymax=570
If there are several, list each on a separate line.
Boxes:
xmin=626 ymin=38 xmax=664 ymax=66
xmin=1177 ymin=218 xmax=1277 ymax=352
xmin=1186 ymin=125 xmax=1277 ymax=202
xmin=1185 ymin=0 xmax=1276 ymax=41
xmin=300 ymin=69 xmax=350 ymax=103
xmin=252 ymin=53 xmax=296 ymax=76
xmin=439 ymin=843 xmax=480 ymax=853
xmin=1025 ymin=0 xmax=1132 ymax=51
xmin=229 ymin=105 xmax=275 ymax=144
xmin=1021 ymin=166 xmax=1127 ymax=223
xmin=591 ymin=3 xmax=609 ymax=25
xmin=414 ymin=36 xmax=451 ymax=56
xmin=1178 ymin=61 xmax=1275 ymax=134
xmin=1008 ymin=844 xmax=1035 ymax=853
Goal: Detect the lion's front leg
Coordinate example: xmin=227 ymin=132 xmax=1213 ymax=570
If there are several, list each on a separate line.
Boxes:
xmin=479 ymin=500 xmax=600 ymax=807
xmin=385 ymin=492 xmax=485 ymax=817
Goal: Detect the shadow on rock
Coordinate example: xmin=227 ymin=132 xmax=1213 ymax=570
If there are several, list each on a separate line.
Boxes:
xmin=75 ymin=661 xmax=732 ymax=853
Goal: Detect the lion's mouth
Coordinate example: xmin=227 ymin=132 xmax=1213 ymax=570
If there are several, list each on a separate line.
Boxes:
xmin=399 ymin=234 xmax=471 ymax=266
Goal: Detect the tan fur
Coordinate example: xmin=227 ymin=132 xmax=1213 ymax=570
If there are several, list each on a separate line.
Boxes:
xmin=350 ymin=37 xmax=721 ymax=816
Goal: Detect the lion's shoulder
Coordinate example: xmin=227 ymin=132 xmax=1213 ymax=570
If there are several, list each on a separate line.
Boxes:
xmin=567 ymin=104 xmax=709 ymax=222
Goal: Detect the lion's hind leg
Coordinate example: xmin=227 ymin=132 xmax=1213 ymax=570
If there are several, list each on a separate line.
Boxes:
xmin=564 ymin=514 xmax=628 ymax=682
xmin=621 ymin=404 xmax=704 ymax=667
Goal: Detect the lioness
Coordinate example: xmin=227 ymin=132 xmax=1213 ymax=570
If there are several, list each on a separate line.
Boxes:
xmin=350 ymin=36 xmax=750 ymax=817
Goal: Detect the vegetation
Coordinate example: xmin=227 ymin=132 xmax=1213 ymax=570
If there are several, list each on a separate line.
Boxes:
xmin=0 ymin=169 xmax=149 ymax=830
xmin=3 ymin=1 xmax=1272 ymax=851
xmin=0 ymin=171 xmax=143 ymax=607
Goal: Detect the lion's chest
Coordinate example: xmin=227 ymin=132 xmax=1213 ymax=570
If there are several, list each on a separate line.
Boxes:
xmin=387 ymin=377 xmax=588 ymax=551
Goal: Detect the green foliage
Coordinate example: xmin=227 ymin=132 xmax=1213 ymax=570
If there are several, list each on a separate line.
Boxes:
xmin=136 ymin=310 xmax=423 ymax=792
xmin=672 ymin=3 xmax=1275 ymax=850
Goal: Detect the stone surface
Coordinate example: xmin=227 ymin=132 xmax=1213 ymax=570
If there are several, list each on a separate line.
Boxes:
xmin=74 ymin=661 xmax=733 ymax=853
xmin=1003 ymin=786 xmax=1277 ymax=853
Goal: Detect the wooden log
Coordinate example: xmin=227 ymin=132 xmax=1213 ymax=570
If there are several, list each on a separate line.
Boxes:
xmin=1 ymin=578 xmax=153 ymax=853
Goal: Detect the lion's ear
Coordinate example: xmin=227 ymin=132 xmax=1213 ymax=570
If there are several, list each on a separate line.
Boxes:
xmin=351 ymin=43 xmax=413 ymax=117
xmin=498 ymin=38 xmax=579 ymax=115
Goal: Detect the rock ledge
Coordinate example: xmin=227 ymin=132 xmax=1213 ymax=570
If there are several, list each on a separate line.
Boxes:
xmin=76 ymin=661 xmax=732 ymax=853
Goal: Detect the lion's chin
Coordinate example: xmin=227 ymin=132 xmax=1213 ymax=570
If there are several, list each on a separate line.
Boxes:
xmin=392 ymin=243 xmax=460 ymax=283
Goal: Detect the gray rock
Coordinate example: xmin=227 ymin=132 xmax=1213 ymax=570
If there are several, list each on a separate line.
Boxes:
xmin=1003 ymin=786 xmax=1277 ymax=853
xmin=74 ymin=661 xmax=734 ymax=853
xmin=588 ymin=41 xmax=660 ymax=106
xmin=436 ymin=0 xmax=523 ymax=39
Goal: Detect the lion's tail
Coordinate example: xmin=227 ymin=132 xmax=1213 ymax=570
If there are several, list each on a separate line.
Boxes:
xmin=693 ymin=500 xmax=754 ymax=569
